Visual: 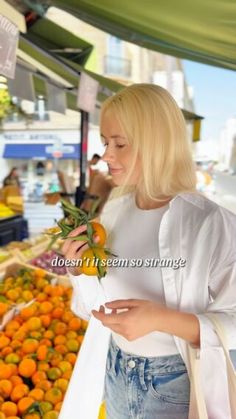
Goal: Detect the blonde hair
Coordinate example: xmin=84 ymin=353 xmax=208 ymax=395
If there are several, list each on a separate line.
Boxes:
xmin=100 ymin=83 xmax=197 ymax=202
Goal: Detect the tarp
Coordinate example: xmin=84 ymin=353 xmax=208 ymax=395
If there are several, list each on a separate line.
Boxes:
xmin=52 ymin=0 xmax=236 ymax=71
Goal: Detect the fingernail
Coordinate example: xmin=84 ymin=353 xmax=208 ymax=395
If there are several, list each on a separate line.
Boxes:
xmin=94 ymin=235 xmax=100 ymax=243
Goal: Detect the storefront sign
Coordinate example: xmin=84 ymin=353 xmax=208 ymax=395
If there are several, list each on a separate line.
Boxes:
xmin=0 ymin=14 xmax=19 ymax=78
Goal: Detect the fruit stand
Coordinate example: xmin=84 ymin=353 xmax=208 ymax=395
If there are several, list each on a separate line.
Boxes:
xmin=0 ymin=240 xmax=106 ymax=419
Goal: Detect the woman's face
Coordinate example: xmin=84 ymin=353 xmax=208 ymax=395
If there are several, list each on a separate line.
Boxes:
xmin=100 ymin=112 xmax=141 ymax=186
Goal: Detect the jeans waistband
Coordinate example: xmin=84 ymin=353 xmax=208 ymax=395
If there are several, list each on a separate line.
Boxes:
xmin=108 ymin=335 xmax=187 ymax=391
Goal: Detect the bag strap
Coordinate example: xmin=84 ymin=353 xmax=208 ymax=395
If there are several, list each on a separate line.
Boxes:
xmin=188 ymin=313 xmax=236 ymax=419
xmin=187 ymin=345 xmax=208 ymax=419
xmin=205 ymin=313 xmax=236 ymax=418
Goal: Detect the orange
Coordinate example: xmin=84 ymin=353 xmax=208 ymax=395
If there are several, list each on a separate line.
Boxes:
xmin=81 ymin=247 xmax=107 ymax=276
xmin=31 ymin=371 xmax=47 ymax=386
xmin=1 ymin=401 xmax=17 ymax=416
xmin=39 ymin=302 xmax=53 ymax=315
xmin=58 ymin=361 xmax=72 ymax=374
xmin=24 ymin=414 xmax=41 ymax=419
xmin=68 ymin=318 xmax=81 ymax=331
xmin=35 ymin=380 xmax=52 ymax=392
xmin=91 ymin=221 xmax=107 ymax=246
xmin=53 ymin=335 xmax=66 ymax=346
xmin=51 ymin=307 xmax=64 ymax=320
xmin=62 ymin=311 xmax=73 ymax=324
xmin=20 ymin=304 xmax=38 ymax=320
xmin=43 ymin=330 xmax=54 ymax=340
xmin=36 ymin=292 xmax=47 ymax=302
xmin=22 ymin=339 xmax=39 ymax=354
xmin=37 ymin=362 xmax=50 ymax=372
xmin=66 ymin=331 xmax=77 ymax=340
xmin=0 ymin=302 xmax=8 ymax=316
xmin=28 ymin=388 xmax=44 ymax=401
xmin=46 ymin=368 xmax=61 ymax=381
xmin=54 ymin=345 xmax=67 ymax=356
xmin=39 ymin=401 xmax=53 ymax=414
xmin=43 ymin=411 xmax=59 ymax=419
xmin=9 ymin=376 xmax=23 ymax=387
xmin=22 ymin=290 xmax=34 ymax=302
xmin=1 ymin=347 xmax=13 ymax=358
xmin=50 ymin=286 xmax=64 ymax=298
xmin=35 ymin=278 xmax=49 ymax=290
xmin=0 ymin=413 xmax=6 ymax=419
xmin=53 ymin=322 xmax=67 ymax=336
xmin=18 ymin=359 xmax=36 ymax=378
xmin=39 ymin=339 xmax=52 ymax=348
xmin=6 ymin=289 xmax=19 ymax=302
xmin=77 ymin=335 xmax=84 ymax=345
xmin=40 ymin=315 xmax=51 ymax=328
xmin=0 ymin=364 xmax=12 ymax=379
xmin=49 ymin=353 xmax=63 ymax=368
xmin=64 ymin=352 xmax=77 ymax=366
xmin=8 ymin=364 xmax=18 ymax=376
xmin=17 ymin=397 xmax=34 ymax=414
xmin=34 ymin=269 xmax=46 ymax=279
xmin=66 ymin=339 xmax=79 ymax=353
xmin=26 ymin=317 xmax=42 ymax=331
xmin=0 ymin=379 xmax=13 ymax=398
xmin=54 ymin=401 xmax=63 ymax=412
xmin=5 ymin=354 xmax=20 ymax=365
xmin=0 ymin=337 xmax=10 ymax=350
xmin=44 ymin=388 xmax=63 ymax=405
xmin=54 ymin=378 xmax=68 ymax=393
xmin=62 ymin=370 xmax=72 ymax=380
xmin=10 ymin=384 xmax=29 ymax=402
xmin=10 ymin=340 xmax=22 ymax=351
xmin=81 ymin=319 xmax=88 ymax=330
xmin=36 ymin=345 xmax=48 ymax=361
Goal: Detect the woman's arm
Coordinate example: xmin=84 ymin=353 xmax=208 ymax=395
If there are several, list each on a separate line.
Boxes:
xmin=92 ymin=299 xmax=200 ymax=347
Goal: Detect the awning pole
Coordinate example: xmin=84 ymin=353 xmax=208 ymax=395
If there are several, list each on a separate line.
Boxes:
xmin=75 ymin=110 xmax=89 ymax=207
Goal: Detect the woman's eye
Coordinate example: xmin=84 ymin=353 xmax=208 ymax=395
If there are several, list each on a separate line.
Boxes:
xmin=116 ymin=144 xmax=125 ymax=149
xmin=103 ymin=143 xmax=108 ymax=147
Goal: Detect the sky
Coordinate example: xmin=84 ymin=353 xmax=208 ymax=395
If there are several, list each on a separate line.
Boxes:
xmin=183 ymin=60 xmax=236 ymax=143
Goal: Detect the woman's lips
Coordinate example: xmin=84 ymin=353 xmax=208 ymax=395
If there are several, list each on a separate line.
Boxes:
xmin=109 ymin=168 xmax=123 ymax=174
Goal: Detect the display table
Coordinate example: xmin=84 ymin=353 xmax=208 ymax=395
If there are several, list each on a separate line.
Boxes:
xmin=0 ymin=215 xmax=25 ymax=246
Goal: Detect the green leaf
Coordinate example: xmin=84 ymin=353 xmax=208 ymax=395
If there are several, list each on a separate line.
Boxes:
xmin=66 ymin=234 xmax=88 ymax=242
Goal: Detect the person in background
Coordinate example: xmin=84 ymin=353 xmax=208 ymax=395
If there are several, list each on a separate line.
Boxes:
xmin=3 ymin=167 xmax=21 ymax=188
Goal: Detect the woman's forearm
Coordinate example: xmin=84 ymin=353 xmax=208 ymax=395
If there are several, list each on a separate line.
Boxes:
xmin=157 ymin=308 xmax=200 ymax=347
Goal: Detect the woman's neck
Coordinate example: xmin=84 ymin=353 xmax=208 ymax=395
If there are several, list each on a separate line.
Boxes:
xmin=135 ymin=192 xmax=172 ymax=210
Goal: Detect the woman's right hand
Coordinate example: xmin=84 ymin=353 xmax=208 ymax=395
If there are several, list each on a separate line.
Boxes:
xmin=61 ymin=225 xmax=90 ymax=276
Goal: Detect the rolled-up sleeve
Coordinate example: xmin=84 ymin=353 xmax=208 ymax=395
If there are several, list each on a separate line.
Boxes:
xmin=196 ymin=207 xmax=236 ymax=350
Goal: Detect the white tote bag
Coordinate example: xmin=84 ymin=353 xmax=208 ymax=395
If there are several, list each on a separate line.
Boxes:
xmin=187 ymin=313 xmax=236 ymax=419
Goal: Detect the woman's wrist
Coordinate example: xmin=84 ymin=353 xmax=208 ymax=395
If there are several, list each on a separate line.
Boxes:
xmin=156 ymin=306 xmax=200 ymax=347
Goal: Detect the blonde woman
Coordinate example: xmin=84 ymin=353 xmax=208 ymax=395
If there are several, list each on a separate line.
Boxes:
xmin=59 ymin=84 xmax=236 ymax=419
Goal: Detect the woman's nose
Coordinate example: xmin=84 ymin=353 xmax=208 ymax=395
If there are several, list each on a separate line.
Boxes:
xmin=102 ymin=146 xmax=115 ymax=163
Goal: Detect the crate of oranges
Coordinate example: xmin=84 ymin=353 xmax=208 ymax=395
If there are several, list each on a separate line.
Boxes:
xmin=0 ymin=262 xmax=88 ymax=419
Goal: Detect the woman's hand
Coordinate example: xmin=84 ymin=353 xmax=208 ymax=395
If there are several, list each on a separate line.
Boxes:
xmin=61 ymin=225 xmax=89 ymax=275
xmin=92 ymin=299 xmax=167 ymax=341
xmin=92 ymin=298 xmax=200 ymax=346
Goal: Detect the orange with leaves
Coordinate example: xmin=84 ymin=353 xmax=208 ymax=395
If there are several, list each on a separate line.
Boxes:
xmin=17 ymin=396 xmax=34 ymax=414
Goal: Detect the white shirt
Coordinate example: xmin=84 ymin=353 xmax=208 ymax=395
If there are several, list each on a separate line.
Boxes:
xmin=103 ymin=193 xmax=178 ymax=356
xmin=59 ymin=192 xmax=236 ymax=419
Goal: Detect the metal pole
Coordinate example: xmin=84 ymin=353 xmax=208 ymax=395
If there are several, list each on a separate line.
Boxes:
xmin=75 ymin=110 xmax=89 ymax=207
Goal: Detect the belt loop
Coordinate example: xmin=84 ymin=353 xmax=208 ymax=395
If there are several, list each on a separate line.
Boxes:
xmin=139 ymin=359 xmax=148 ymax=391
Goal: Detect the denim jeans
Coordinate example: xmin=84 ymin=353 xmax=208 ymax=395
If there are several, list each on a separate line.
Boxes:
xmin=104 ymin=336 xmax=190 ymax=419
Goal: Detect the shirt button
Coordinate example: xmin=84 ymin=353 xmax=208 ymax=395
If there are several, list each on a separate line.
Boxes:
xmin=128 ymin=360 xmax=136 ymax=368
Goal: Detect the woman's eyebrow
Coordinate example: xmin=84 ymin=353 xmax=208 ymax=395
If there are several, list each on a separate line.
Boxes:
xmin=100 ymin=134 xmax=126 ymax=139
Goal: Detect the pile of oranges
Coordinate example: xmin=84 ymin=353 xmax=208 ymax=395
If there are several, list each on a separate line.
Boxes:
xmin=0 ymin=267 xmax=88 ymax=419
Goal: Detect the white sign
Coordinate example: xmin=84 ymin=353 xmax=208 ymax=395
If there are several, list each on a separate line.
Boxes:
xmin=0 ymin=14 xmax=19 ymax=78
xmin=0 ymin=130 xmax=79 ymax=144
xmin=77 ymin=72 xmax=99 ymax=113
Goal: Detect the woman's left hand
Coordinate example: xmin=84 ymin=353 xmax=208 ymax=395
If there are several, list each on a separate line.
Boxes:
xmin=91 ymin=299 xmax=168 ymax=341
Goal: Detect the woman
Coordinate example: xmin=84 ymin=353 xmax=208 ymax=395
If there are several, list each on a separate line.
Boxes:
xmin=59 ymin=84 xmax=236 ymax=419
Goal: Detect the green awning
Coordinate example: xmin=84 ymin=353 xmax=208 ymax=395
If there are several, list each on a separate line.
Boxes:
xmin=51 ymin=0 xmax=236 ymax=71
xmin=24 ymin=18 xmax=93 ymax=66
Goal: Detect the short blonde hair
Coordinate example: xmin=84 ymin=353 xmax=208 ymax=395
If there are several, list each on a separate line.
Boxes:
xmin=100 ymin=83 xmax=197 ymax=202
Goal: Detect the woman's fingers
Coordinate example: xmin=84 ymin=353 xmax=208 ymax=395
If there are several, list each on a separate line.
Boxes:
xmin=61 ymin=224 xmax=88 ymax=255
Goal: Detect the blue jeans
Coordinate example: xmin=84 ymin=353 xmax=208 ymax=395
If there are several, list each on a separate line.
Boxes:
xmin=104 ymin=336 xmax=190 ymax=419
